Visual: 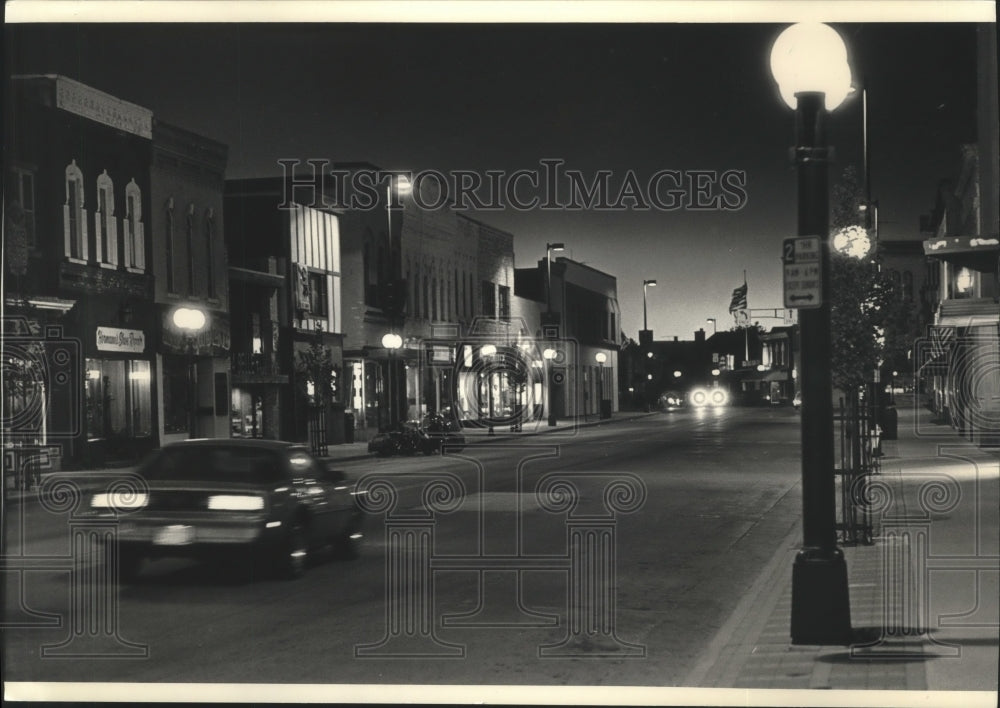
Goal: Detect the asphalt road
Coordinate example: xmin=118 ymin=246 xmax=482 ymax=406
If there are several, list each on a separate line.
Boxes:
xmin=3 ymin=405 xmax=806 ymax=688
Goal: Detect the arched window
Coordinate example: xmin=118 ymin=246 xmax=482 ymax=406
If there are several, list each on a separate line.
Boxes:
xmin=165 ymin=197 xmax=176 ymax=293
xmin=205 ymin=208 xmax=215 ymax=296
xmin=423 ymin=274 xmax=429 ymax=320
xmin=64 ymin=160 xmax=88 ymax=261
xmin=124 ymin=179 xmax=145 ymax=272
xmin=186 ymin=203 xmax=196 ymax=295
xmin=95 ymin=170 xmax=117 ymax=267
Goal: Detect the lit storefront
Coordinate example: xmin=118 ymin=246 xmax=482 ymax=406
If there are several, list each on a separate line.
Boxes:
xmin=79 ymin=308 xmax=157 ymax=464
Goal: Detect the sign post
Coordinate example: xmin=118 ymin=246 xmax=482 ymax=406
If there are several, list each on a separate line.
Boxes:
xmin=783 ymin=236 xmax=822 ymax=309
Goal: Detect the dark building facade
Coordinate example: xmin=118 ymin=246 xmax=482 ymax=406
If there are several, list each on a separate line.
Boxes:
xmin=150 ymin=120 xmax=230 ymax=446
xmin=516 ymin=257 xmax=620 ymax=420
xmin=224 ymin=178 xmax=346 ymax=448
xmin=5 ymin=75 xmax=156 ymax=467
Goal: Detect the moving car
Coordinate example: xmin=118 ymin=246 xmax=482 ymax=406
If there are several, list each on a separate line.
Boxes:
xmin=689 ymin=387 xmax=729 ymax=408
xmin=86 ymin=439 xmax=363 ymax=581
xmin=792 ymin=391 xmax=802 ymax=410
xmin=659 ymin=391 xmax=686 ymax=411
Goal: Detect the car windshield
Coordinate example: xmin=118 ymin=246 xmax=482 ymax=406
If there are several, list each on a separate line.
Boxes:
xmin=141 ymin=446 xmax=287 ymax=484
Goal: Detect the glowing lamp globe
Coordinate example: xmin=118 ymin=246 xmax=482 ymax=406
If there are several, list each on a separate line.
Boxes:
xmin=770 ymin=23 xmax=853 ymax=111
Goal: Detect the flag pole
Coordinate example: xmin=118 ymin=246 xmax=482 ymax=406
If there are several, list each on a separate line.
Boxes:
xmin=743 ymin=271 xmax=749 ymax=363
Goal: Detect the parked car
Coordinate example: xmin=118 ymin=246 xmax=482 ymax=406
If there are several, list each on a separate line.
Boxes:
xmin=368 ymin=414 xmax=466 ymax=456
xmin=84 ymin=439 xmax=363 ymax=582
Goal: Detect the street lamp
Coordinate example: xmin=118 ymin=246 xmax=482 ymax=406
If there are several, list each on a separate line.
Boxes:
xmin=770 ymin=21 xmax=855 ymax=645
xmin=595 ymin=351 xmax=607 ymax=419
xmin=381 ymin=332 xmax=402 ymax=430
xmin=546 ymin=242 xmax=565 ymax=315
xmin=642 ymin=279 xmax=657 ymax=332
xmin=172 ymin=307 xmax=207 ymax=439
xmin=543 ymin=347 xmax=557 ymax=426
xmin=481 ymin=344 xmax=497 ymax=432
xmin=706 ymin=317 xmax=717 ymax=334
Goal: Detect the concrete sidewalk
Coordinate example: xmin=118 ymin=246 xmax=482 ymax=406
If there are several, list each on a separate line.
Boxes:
xmin=685 ymin=396 xmax=999 ymax=702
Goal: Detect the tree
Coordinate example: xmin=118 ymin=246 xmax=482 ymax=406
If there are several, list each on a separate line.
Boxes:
xmin=828 ymin=166 xmax=921 ymax=393
xmin=295 ymin=323 xmax=336 ymax=406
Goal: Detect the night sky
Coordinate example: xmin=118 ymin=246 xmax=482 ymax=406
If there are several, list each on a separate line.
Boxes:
xmin=4 ymin=13 xmax=985 ymax=340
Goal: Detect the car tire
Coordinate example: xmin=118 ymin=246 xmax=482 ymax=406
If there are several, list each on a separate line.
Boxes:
xmin=118 ymin=549 xmax=144 ymax=583
xmin=276 ymin=519 xmax=309 ymax=579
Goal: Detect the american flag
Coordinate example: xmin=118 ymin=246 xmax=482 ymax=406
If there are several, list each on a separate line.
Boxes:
xmin=728 ymin=282 xmax=748 ymax=313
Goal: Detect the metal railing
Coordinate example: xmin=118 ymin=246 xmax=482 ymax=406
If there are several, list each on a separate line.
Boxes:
xmin=834 ymin=393 xmax=880 ymax=545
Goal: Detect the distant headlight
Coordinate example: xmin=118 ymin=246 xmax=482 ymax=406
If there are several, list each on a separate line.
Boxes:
xmin=207 ymin=495 xmax=265 ymax=511
xmin=710 ymin=389 xmax=728 ymax=406
xmin=91 ymin=492 xmax=148 ymax=510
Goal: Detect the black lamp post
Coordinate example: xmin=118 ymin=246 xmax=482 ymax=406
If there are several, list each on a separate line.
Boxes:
xmin=642 ymin=279 xmax=656 ymax=332
xmin=771 ymin=22 xmax=855 ymax=645
xmin=381 ymin=333 xmax=402 ymax=430
xmin=172 ymin=307 xmax=207 ymax=439
xmin=545 ymin=242 xmax=565 ymax=316
xmin=595 ymin=351 xmax=607 ymax=419
xmin=543 ymin=347 xmax=557 ymax=426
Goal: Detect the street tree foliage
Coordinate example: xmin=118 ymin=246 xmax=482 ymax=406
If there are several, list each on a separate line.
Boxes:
xmin=296 ymin=323 xmax=335 ymax=406
xmin=829 ymin=166 xmax=921 ymax=392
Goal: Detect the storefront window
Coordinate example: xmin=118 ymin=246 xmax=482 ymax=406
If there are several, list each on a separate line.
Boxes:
xmin=163 ymin=355 xmax=190 ymax=434
xmin=85 ymin=358 xmax=152 ymax=440
xmin=129 ymin=360 xmax=152 ymax=436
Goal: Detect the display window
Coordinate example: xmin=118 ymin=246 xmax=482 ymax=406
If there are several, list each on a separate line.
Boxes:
xmin=85 ymin=358 xmax=152 ymax=440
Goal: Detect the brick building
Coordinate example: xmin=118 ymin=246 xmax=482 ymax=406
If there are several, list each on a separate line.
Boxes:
xmin=150 ymin=120 xmax=230 ymax=445
xmin=5 ymin=75 xmax=156 ymax=467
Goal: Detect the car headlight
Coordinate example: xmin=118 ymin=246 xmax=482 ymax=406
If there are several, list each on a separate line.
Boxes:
xmin=710 ymin=389 xmax=728 ymax=406
xmin=207 ymin=495 xmax=265 ymax=511
xmin=91 ymin=492 xmax=148 ymax=510
xmin=691 ymin=389 xmax=708 ymax=407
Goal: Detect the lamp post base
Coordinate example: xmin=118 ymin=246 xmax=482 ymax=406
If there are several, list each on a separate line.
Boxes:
xmin=791 ymin=547 xmax=853 ymax=645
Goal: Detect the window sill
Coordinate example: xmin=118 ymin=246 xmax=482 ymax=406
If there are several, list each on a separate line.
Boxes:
xmin=66 ymin=257 xmax=88 ymax=265
xmin=99 ymin=262 xmax=118 ymax=270
xmin=126 ymin=267 xmax=145 ymax=274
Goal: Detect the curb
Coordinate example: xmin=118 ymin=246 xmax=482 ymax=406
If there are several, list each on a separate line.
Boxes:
xmin=6 ymin=412 xmax=660 ymax=505
xmin=326 ymin=411 xmax=659 ymax=463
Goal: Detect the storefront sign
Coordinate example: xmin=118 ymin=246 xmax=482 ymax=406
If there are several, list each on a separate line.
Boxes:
xmin=96 ymin=327 xmax=146 ymax=353
xmin=55 ymin=76 xmax=153 ymax=139
xmin=161 ymin=311 xmax=231 ymax=356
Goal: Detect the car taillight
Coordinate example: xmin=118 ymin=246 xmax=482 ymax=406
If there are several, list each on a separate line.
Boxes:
xmin=91 ymin=492 xmax=148 ymax=510
xmin=207 ymin=495 xmax=265 ymax=511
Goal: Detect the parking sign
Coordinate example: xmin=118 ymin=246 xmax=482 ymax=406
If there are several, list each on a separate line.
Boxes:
xmin=782 ymin=237 xmax=822 ymax=309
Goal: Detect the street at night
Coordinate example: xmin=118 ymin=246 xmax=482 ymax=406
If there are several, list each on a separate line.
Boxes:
xmin=4 ymin=3 xmax=999 ymax=707
xmin=5 ymin=407 xmax=806 ymax=685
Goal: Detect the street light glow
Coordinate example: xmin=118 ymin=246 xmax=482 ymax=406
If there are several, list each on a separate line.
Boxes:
xmin=381 ymin=333 xmax=402 ymax=350
xmin=643 ymin=279 xmax=656 ymax=287
xmin=481 ymin=344 xmax=497 ymax=357
xmin=543 ymin=348 xmax=557 ymax=360
xmin=394 ymin=175 xmax=413 ymax=196
xmin=832 ymin=225 xmax=872 ymax=259
xmin=546 ymin=242 xmax=565 ymax=252
xmin=172 ymin=307 xmax=207 ymax=332
xmin=769 ymin=23 xmax=853 ymax=111
xmin=595 ymin=352 xmax=607 ymax=364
